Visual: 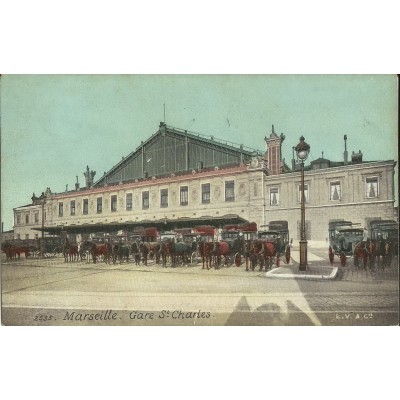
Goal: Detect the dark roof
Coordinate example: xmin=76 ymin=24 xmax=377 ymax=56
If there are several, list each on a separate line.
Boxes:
xmin=94 ymin=123 xmax=262 ymax=187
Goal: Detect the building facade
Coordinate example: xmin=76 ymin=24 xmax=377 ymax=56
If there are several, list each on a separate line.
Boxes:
xmin=12 ymin=123 xmax=397 ymax=242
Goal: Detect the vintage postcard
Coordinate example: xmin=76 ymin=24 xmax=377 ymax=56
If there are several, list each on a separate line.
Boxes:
xmin=1 ymin=75 xmax=398 ymax=326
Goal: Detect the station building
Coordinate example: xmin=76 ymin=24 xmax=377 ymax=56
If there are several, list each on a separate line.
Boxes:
xmin=12 ymin=122 xmax=397 ymax=243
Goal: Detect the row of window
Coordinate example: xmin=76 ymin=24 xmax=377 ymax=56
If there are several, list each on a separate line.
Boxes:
xmin=14 ymin=233 xmax=39 ymax=240
xmin=57 ymin=182 xmax=235 ymax=216
xmin=15 ymin=211 xmax=40 ymax=225
xmin=268 ymin=177 xmax=379 ymax=206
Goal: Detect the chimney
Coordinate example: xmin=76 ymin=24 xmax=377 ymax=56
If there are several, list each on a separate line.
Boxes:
xmin=351 ymin=150 xmax=363 ymax=164
xmin=344 ymin=135 xmax=348 ymax=165
xmin=75 ymin=176 xmax=80 ymax=191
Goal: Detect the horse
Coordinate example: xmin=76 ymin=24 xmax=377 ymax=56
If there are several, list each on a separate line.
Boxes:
xmin=63 ymin=238 xmax=79 ymax=262
xmin=211 ymin=240 xmax=231 ymax=268
xmin=130 ymin=241 xmax=141 ymax=265
xmin=252 ymin=240 xmax=277 ymax=271
xmin=379 ymin=239 xmax=393 ymax=269
xmin=81 ymin=240 xmax=112 ymax=264
xmin=198 ymin=240 xmax=213 ymax=270
xmin=139 ymin=242 xmax=149 ymax=265
xmin=353 ymin=241 xmax=369 ymax=270
xmin=112 ymin=242 xmax=130 ymax=264
xmin=144 ymin=242 xmax=161 ymax=264
xmin=1 ymin=242 xmax=19 ymax=261
xmin=169 ymin=241 xmax=193 ymax=266
xmin=159 ymin=241 xmax=171 ymax=267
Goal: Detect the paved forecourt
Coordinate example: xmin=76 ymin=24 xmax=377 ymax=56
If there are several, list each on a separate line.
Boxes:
xmin=1 ymin=253 xmax=398 ymax=326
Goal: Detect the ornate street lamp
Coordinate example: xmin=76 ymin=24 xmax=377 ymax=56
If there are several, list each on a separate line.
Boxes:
xmin=294 ymin=136 xmax=310 ymax=271
xmin=37 ymin=192 xmax=47 ymax=259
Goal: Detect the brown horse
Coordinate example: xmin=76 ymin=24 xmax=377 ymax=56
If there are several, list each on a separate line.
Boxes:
xmin=140 ymin=242 xmax=161 ymax=265
xmin=378 ymin=239 xmax=393 ymax=269
xmin=252 ymin=240 xmax=277 ymax=271
xmin=1 ymin=242 xmax=19 ymax=261
xmin=211 ymin=241 xmax=231 ymax=268
xmin=198 ymin=241 xmax=214 ymax=270
xmin=160 ymin=242 xmax=172 ymax=268
xmin=63 ymin=239 xmax=79 ymax=262
xmin=82 ymin=241 xmax=112 ymax=264
xmin=353 ymin=241 xmax=369 ymax=269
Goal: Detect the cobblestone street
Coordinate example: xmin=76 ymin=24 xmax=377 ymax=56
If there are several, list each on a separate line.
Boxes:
xmin=1 ymin=248 xmax=398 ymax=326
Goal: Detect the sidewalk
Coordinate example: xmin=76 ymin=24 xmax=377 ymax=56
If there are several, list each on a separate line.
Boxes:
xmin=266 ymin=262 xmax=337 ymax=280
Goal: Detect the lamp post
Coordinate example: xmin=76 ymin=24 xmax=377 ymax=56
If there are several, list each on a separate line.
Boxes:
xmin=294 ymin=136 xmax=310 ymax=271
xmin=37 ymin=192 xmax=47 ymax=259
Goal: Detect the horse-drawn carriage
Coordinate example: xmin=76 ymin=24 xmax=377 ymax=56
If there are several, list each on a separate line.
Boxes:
xmin=365 ymin=219 xmax=399 ymax=268
xmin=1 ymin=238 xmax=36 ymax=260
xmin=254 ymin=220 xmax=291 ymax=270
xmin=217 ymin=222 xmax=258 ymax=267
xmin=1 ymin=236 xmax=63 ymax=260
xmin=328 ymin=221 xmax=363 ymax=266
xmin=370 ymin=220 xmax=398 ymax=246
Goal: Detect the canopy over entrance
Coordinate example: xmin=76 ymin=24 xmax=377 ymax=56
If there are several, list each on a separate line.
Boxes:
xmin=34 ymin=214 xmax=248 ymax=236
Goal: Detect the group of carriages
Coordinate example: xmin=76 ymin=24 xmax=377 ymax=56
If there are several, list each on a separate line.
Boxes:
xmin=1 ymin=237 xmax=63 ymax=261
xmin=13 ymin=221 xmax=292 ymax=271
xmin=328 ymin=219 xmax=398 ymax=269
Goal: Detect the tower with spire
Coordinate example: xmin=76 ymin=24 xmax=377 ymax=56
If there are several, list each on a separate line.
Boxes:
xmin=264 ymin=124 xmax=285 ymax=175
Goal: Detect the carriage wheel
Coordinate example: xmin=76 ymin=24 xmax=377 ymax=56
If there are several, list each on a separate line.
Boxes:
xmin=339 ymin=251 xmax=347 ymax=267
xmin=285 ymin=245 xmax=291 ymax=264
xmin=234 ymin=253 xmax=242 ymax=267
xmin=191 ymin=251 xmax=198 ymax=264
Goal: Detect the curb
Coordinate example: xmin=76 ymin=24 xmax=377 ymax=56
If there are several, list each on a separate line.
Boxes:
xmin=265 ymin=266 xmax=339 ymax=280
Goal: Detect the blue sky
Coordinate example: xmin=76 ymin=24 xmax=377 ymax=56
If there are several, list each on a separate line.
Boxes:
xmin=1 ymin=75 xmax=398 ymax=231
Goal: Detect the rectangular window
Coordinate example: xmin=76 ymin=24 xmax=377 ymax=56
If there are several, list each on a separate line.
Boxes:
xmin=366 ymin=177 xmax=378 ymax=198
xmin=25 ymin=234 xmax=29 ymax=240
xmin=202 ymin=183 xmax=210 ymax=204
xmin=97 ymin=197 xmax=102 ymax=213
xmin=180 ymin=186 xmax=188 ymax=206
xmin=298 ymin=183 xmax=309 ymax=203
xmin=59 ymin=203 xmax=63 ymax=217
xmin=225 ymin=181 xmax=235 ymax=202
xmin=35 ymin=233 xmax=39 ymax=239
xmin=160 ymin=189 xmax=168 ymax=208
xmin=34 ymin=211 xmax=39 ymax=223
xmin=142 ymin=191 xmax=149 ymax=209
xmin=25 ymin=213 xmax=29 ymax=224
xmin=330 ymin=181 xmax=341 ymax=200
xmin=16 ymin=213 xmax=21 ymax=225
xmin=269 ymin=187 xmax=280 ymax=206
xmin=126 ymin=193 xmax=133 ymax=210
xmin=111 ymin=195 xmax=117 ymax=212
xmin=16 ymin=234 xmax=21 ymax=240
xmin=70 ymin=200 xmax=76 ymax=215
xmin=83 ymin=199 xmax=88 ymax=215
